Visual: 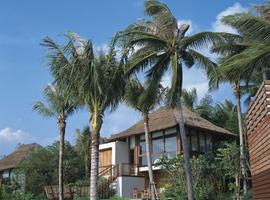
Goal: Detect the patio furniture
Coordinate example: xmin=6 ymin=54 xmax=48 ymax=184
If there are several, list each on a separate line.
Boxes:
xmin=132 ymin=187 xmax=141 ymax=199
xmin=141 ymin=189 xmax=150 ymax=199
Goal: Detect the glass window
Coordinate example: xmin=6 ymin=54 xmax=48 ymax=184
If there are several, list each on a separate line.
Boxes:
xmin=152 ymin=131 xmax=163 ymax=138
xmin=199 ymin=133 xmax=206 ymax=152
xmin=140 ymin=134 xmax=145 ymax=140
xmin=140 ymin=141 xmax=146 ymax=154
xmin=129 ymin=136 xmax=135 ymax=148
xmin=191 ymin=131 xmax=199 ymax=152
xmin=152 ymin=138 xmax=164 ymax=154
xmin=139 ymin=155 xmax=147 ymax=166
xmin=206 ymin=134 xmax=212 ymax=151
xmin=165 ymin=128 xmax=176 ymax=135
xmin=165 ymin=136 xmax=177 ymax=154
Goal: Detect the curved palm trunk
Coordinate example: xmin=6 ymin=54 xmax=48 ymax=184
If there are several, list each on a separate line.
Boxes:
xmin=58 ymin=119 xmax=66 ymax=200
xmin=178 ymin=103 xmax=194 ymax=200
xmin=90 ymin=113 xmax=102 ymax=200
xmin=234 ymin=87 xmax=247 ymax=195
xmin=143 ymin=113 xmax=156 ymax=200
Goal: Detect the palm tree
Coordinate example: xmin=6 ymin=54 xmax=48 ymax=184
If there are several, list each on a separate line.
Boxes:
xmin=182 ymin=88 xmax=197 ymax=111
xmin=219 ymin=1 xmax=270 ymax=80
xmin=33 ymin=84 xmax=77 ymax=200
xmin=118 ymin=1 xmax=226 ymax=198
xmin=75 ymin=126 xmax=92 ymax=178
xmin=124 ymin=78 xmax=164 ymax=200
xmin=211 ymin=38 xmax=253 ymax=195
xmin=41 ymin=34 xmax=125 ymax=199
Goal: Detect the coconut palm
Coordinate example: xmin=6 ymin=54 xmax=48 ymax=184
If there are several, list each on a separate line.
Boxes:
xmin=33 ymin=84 xmax=77 ymax=200
xmin=41 ymin=34 xmax=125 ymax=200
xmin=118 ymin=1 xmax=226 ymax=198
xmin=219 ymin=1 xmax=270 ymax=80
xmin=124 ymin=78 xmax=164 ymax=200
xmin=182 ymin=88 xmax=197 ymax=111
xmin=211 ymin=38 xmax=252 ymax=195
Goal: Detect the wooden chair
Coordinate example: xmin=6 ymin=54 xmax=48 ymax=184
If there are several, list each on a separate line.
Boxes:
xmin=141 ymin=189 xmax=150 ymax=200
xmin=132 ymin=187 xmax=141 ymax=199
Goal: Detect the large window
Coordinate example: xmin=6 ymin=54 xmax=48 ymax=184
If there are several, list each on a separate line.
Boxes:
xmin=138 ymin=128 xmax=178 ymax=166
xmin=187 ymin=129 xmax=213 ymax=154
xmin=191 ymin=130 xmax=199 ymax=152
xmin=199 ymin=133 xmax=206 ymax=153
xmin=139 ymin=135 xmax=147 ymax=166
xmin=152 ymin=132 xmax=164 ymax=164
xmin=165 ymin=136 xmax=177 ymax=158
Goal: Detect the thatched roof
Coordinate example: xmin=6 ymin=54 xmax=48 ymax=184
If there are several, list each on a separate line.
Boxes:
xmin=110 ymin=106 xmax=234 ymax=140
xmin=0 ymin=143 xmax=41 ymax=171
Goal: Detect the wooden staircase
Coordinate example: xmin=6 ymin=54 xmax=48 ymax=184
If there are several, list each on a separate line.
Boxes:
xmin=99 ymin=163 xmax=140 ymax=199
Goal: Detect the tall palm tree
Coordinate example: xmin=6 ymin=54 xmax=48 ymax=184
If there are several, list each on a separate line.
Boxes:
xmin=182 ymin=88 xmax=197 ymax=111
xmin=211 ymin=38 xmax=252 ymax=195
xmin=124 ymin=78 xmax=164 ymax=200
xmin=33 ymin=84 xmax=77 ymax=200
xmin=118 ymin=1 xmax=226 ymax=199
xmin=41 ymin=34 xmax=125 ymax=199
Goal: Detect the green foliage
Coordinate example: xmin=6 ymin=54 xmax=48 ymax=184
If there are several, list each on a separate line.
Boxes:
xmin=158 ymin=143 xmax=244 ymax=200
xmin=109 ymin=195 xmax=129 ymax=200
xmin=195 ymin=95 xmax=240 ymax=135
xmin=158 ymin=154 xmax=225 ymax=200
xmin=0 ymin=186 xmax=46 ymax=200
xmin=16 ymin=142 xmax=84 ymax=196
xmin=118 ymin=0 xmax=225 ymax=108
xmin=182 ymin=88 xmax=197 ymax=111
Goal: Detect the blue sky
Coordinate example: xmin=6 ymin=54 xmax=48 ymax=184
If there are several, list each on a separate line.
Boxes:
xmin=0 ymin=0 xmax=264 ymax=155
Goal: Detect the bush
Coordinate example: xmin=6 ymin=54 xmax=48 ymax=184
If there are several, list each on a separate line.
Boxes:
xmin=0 ymin=186 xmax=46 ymax=200
xmin=158 ymin=154 xmax=226 ymax=200
xmin=109 ymin=195 xmax=129 ymax=200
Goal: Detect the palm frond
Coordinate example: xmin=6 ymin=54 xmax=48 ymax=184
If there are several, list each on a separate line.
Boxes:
xmin=222 ymin=14 xmax=270 ymax=41
xmin=33 ymin=101 xmax=55 ymax=118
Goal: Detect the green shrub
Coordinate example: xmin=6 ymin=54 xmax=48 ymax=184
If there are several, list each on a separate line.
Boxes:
xmin=109 ymin=195 xmax=129 ymax=200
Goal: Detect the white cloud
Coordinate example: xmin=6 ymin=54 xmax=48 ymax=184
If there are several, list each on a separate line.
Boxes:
xmin=93 ymin=43 xmax=109 ymax=54
xmin=0 ymin=128 xmax=30 ymax=142
xmin=212 ymin=3 xmax=247 ymax=33
xmin=185 ymin=82 xmax=209 ymax=100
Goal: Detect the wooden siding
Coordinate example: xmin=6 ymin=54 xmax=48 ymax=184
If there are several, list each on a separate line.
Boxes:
xmin=99 ymin=148 xmax=112 ymax=167
xmin=247 ymin=80 xmax=270 ymax=199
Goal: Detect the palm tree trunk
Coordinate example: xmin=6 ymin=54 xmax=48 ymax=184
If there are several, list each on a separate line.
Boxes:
xmin=178 ymin=103 xmax=194 ymax=200
xmin=143 ymin=113 xmax=156 ymax=200
xmin=234 ymin=86 xmax=247 ymax=195
xmin=90 ymin=113 xmax=102 ymax=200
xmin=235 ymin=173 xmax=240 ymax=200
xmin=58 ymin=119 xmax=66 ymax=200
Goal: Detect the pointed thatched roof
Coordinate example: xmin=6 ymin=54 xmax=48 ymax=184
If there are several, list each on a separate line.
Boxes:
xmin=110 ymin=106 xmax=234 ymax=140
xmin=0 ymin=143 xmax=41 ymax=171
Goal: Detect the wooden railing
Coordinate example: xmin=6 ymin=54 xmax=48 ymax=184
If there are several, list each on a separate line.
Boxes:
xmin=44 ymin=164 xmax=142 ymax=200
xmin=99 ymin=163 xmax=141 ymax=199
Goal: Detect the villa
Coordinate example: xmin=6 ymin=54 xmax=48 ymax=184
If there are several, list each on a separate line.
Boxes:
xmin=98 ymin=106 xmax=234 ymax=198
xmin=0 ymin=143 xmax=40 ymax=189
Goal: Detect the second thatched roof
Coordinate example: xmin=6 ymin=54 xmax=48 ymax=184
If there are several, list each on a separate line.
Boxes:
xmin=0 ymin=143 xmax=41 ymax=171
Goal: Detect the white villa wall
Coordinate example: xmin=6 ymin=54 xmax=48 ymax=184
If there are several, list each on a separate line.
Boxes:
xmin=116 ymin=176 xmax=145 ymax=198
xmin=114 ymin=141 xmax=129 ymax=164
xmin=99 ymin=141 xmax=129 ymax=165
